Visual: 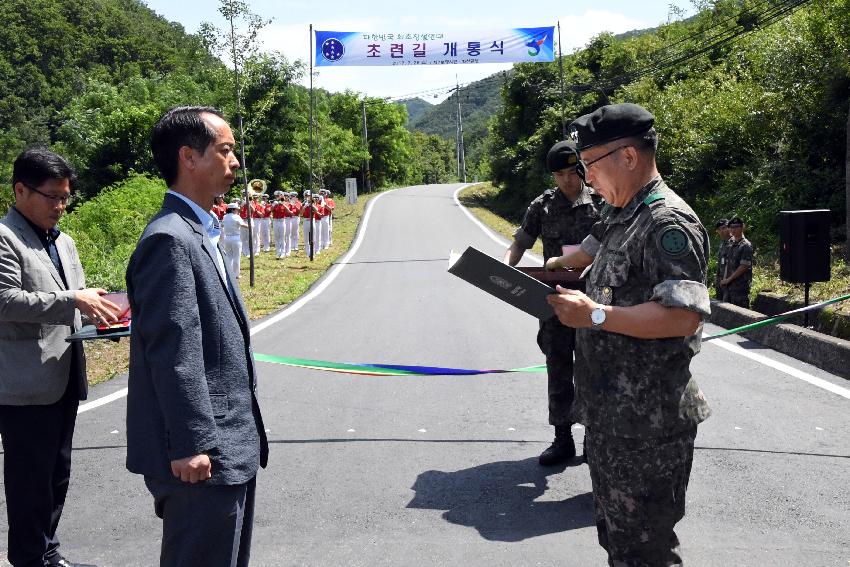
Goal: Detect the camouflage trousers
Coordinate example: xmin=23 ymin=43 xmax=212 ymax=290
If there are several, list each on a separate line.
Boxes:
xmin=537 ymin=318 xmax=576 ymax=426
xmin=721 ymin=284 xmax=750 ymax=309
xmin=585 ymin=428 xmax=697 ymax=567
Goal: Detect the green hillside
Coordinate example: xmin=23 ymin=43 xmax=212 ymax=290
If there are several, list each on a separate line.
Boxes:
xmin=398 ymin=97 xmax=434 ymax=125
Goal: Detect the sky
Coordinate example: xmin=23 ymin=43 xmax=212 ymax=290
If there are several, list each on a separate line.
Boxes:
xmin=141 ymin=0 xmax=695 ymax=103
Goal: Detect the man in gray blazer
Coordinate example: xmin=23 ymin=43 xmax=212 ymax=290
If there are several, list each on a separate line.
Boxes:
xmin=126 ymin=107 xmax=268 ymax=566
xmin=0 ymin=147 xmax=121 ymax=567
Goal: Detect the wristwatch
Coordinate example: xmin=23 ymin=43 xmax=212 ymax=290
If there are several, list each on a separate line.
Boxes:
xmin=590 ymin=305 xmax=607 ymax=328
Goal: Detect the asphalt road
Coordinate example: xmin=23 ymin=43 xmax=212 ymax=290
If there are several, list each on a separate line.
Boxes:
xmin=2 ymin=183 xmax=848 ymax=566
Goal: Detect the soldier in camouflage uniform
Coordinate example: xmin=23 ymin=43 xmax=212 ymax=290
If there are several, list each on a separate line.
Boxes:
xmin=714 ymin=218 xmax=730 ymax=297
xmin=503 ymin=140 xmax=602 ymax=466
xmin=720 ymin=217 xmax=754 ymax=308
xmin=545 ymin=103 xmax=711 ymax=566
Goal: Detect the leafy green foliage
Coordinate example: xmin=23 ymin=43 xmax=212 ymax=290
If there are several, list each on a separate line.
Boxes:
xmin=487 ymin=0 xmax=850 ymax=252
xmin=60 ymin=173 xmax=167 ymax=290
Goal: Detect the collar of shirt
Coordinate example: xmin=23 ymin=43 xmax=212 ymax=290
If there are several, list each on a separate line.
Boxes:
xmin=167 ymin=190 xmax=226 ymax=277
xmin=13 ymin=205 xmax=61 ymax=246
xmin=167 ymin=190 xmax=220 ymax=237
xmin=605 ymin=175 xmax=664 ymax=225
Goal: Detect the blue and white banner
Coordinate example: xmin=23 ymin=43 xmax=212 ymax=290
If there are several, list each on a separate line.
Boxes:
xmin=314 ymin=27 xmax=555 ymax=67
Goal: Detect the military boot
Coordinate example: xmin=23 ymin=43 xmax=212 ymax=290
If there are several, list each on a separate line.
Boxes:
xmin=538 ymin=424 xmax=576 ymax=466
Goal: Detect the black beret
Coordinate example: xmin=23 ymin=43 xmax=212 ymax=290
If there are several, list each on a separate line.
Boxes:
xmin=546 ymin=140 xmax=579 ymax=172
xmin=569 ymin=103 xmax=655 ymax=150
xmin=715 ymin=218 xmax=729 ymax=228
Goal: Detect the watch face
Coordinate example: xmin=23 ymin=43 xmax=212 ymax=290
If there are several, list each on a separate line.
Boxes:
xmin=591 ymin=308 xmax=606 ymax=325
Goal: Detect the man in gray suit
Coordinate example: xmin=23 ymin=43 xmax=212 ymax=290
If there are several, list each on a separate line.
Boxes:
xmin=125 ymin=106 xmax=268 ymax=566
xmin=0 ymin=147 xmax=121 ymax=567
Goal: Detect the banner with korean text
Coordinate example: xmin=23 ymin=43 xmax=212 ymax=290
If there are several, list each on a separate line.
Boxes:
xmin=314 ymin=27 xmax=555 ymax=67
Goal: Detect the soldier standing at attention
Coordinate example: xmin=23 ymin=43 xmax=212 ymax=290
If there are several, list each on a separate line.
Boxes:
xmin=713 ymin=218 xmax=730 ymax=297
xmin=720 ymin=216 xmax=754 ymax=308
xmin=545 ymin=103 xmax=711 ymax=566
xmin=503 ymin=139 xmax=602 ymax=465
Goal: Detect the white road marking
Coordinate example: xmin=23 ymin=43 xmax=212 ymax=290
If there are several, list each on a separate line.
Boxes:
xmin=706 ymin=338 xmax=850 ymax=400
xmin=347 ymin=429 xmax=356 ymax=433
xmin=249 ymin=189 xmax=393 ymax=336
xmin=76 ymin=185 xmax=850 ymax=414
xmin=76 ymin=189 xmax=396 ymax=414
xmin=418 ymin=429 xmax=427 ymax=433
xmin=78 ymin=387 xmax=128 ymax=414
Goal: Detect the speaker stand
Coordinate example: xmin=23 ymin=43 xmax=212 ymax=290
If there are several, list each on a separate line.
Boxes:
xmin=804 ymin=281 xmax=811 ymax=327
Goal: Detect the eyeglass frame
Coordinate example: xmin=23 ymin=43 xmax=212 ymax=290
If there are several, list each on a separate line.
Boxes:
xmin=21 ymin=182 xmax=74 ymax=206
xmin=575 ymin=145 xmax=632 ymax=183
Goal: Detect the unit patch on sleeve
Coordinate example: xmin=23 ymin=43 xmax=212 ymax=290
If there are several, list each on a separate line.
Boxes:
xmin=658 ymin=226 xmax=691 ymax=257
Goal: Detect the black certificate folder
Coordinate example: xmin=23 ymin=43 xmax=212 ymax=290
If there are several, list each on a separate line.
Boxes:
xmin=447 ymin=246 xmax=556 ymax=320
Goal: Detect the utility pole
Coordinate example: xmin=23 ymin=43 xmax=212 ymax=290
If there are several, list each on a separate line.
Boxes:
xmin=845 ymin=101 xmax=849 ymax=262
xmin=361 ymin=100 xmax=371 ymax=192
xmin=557 ymin=21 xmax=566 ymax=139
xmin=454 ymin=78 xmax=466 ymax=183
xmin=228 ymin=7 xmax=255 ymax=286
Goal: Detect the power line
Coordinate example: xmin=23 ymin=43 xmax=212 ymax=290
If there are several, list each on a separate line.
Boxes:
xmin=571 ymin=0 xmax=813 ymax=93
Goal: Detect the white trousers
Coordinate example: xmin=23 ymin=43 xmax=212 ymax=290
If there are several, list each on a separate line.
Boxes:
xmin=251 ymin=219 xmax=260 ymax=254
xmin=259 ymin=218 xmax=271 ymax=251
xmin=221 ymin=237 xmax=242 ymax=278
xmin=319 ymin=217 xmax=330 ymax=250
xmin=302 ymin=219 xmax=319 ymax=255
xmin=273 ymin=219 xmax=289 ymax=257
xmin=240 ymin=226 xmax=250 ymax=256
xmin=291 ymin=217 xmax=300 ymax=250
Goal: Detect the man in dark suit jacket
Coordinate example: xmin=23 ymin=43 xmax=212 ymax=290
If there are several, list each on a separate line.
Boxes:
xmin=126 ymin=106 xmax=268 ymax=567
xmin=0 ymin=147 xmax=121 ymax=567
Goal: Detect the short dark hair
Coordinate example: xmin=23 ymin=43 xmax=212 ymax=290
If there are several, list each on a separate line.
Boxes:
xmin=12 ymin=146 xmax=77 ymax=191
xmin=151 ymin=106 xmax=223 ymax=186
xmin=626 ymin=127 xmax=658 ymax=155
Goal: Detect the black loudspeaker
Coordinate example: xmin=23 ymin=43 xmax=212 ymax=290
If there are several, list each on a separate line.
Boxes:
xmin=779 ymin=209 xmax=831 ymax=284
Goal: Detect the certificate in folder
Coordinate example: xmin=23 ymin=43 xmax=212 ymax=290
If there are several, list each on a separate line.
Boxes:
xmin=447 ymin=246 xmax=570 ymax=320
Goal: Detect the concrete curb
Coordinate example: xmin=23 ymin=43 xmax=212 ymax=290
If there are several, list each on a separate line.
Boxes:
xmin=709 ymin=300 xmax=850 ymax=380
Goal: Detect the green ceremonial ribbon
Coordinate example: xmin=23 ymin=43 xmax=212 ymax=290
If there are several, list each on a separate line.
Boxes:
xmin=253 ymin=352 xmax=547 ymax=377
xmin=703 ymin=292 xmax=850 ymax=340
xmin=252 ymin=293 xmax=849 ymax=375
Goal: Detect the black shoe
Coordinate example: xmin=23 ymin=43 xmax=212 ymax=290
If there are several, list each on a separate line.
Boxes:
xmin=538 ymin=425 xmax=576 ymax=466
xmin=50 ymin=557 xmax=98 ymax=567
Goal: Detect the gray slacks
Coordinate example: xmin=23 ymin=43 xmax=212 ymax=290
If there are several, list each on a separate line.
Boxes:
xmin=144 ymin=476 xmax=256 ymax=567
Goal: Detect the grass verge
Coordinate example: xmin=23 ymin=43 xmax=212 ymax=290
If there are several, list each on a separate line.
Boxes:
xmin=84 ymin=190 xmax=379 ymax=386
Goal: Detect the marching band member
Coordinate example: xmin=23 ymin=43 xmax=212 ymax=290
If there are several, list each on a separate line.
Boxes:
xmin=221 ymin=202 xmax=247 ymax=278
xmin=289 ymin=191 xmax=301 ymax=252
xmin=259 ymin=194 xmax=272 ymax=253
xmin=271 ymin=191 xmax=290 ymax=258
xmin=250 ymin=193 xmax=262 ymax=255
xmin=323 ymin=189 xmax=335 ymax=246
xmin=211 ymin=195 xmax=227 ymax=220
xmin=239 ymin=198 xmax=251 ymax=257
xmin=317 ymin=191 xmax=330 ymax=251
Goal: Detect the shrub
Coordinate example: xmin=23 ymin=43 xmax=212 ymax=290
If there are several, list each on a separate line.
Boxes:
xmin=60 ymin=173 xmax=166 ymax=290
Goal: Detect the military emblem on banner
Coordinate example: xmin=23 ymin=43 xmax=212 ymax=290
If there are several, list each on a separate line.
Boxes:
xmin=321 ymin=38 xmax=345 ymax=62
